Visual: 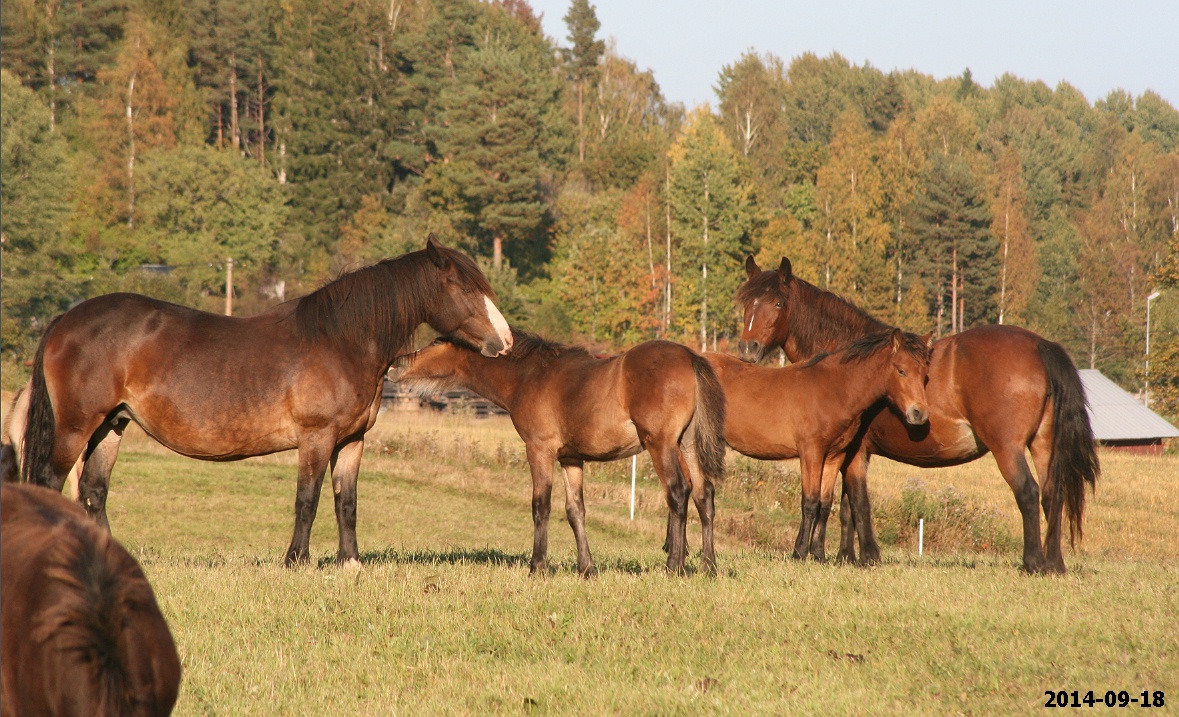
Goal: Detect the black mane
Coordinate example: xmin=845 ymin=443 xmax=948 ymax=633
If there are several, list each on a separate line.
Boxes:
xmin=294 ymin=247 xmax=492 ymax=359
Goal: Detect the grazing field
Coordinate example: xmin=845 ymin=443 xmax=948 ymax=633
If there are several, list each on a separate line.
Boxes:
xmin=6 ymin=402 xmax=1178 ymax=715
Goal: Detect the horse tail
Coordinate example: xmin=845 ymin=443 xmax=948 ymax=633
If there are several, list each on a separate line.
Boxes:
xmin=23 ymin=317 xmax=61 ymax=486
xmin=1 ymin=384 xmax=29 ymax=483
xmin=689 ymin=353 xmax=727 ymax=483
xmin=1037 ymin=339 xmax=1100 ymax=547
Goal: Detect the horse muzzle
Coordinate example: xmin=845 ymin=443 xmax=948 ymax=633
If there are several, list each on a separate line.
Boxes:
xmin=905 ymin=405 xmax=929 ymax=426
xmin=480 ymin=335 xmax=511 ymax=357
xmin=736 ymin=340 xmax=763 ymax=363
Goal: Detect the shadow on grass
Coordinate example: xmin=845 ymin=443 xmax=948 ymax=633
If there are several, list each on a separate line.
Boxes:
xmin=319 ymin=547 xmax=657 ymax=576
xmin=323 ymin=546 xmax=530 ymax=569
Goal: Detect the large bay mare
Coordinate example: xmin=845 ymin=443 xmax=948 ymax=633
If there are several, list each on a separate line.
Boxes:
xmin=736 ymin=256 xmax=1099 ymax=574
xmin=707 ymin=329 xmax=931 ymax=561
xmin=22 ymin=236 xmax=513 ymax=566
xmin=396 ymin=330 xmax=727 ymax=575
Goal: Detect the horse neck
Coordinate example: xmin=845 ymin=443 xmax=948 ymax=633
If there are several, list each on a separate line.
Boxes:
xmin=784 ymin=280 xmax=892 ymax=361
xmin=295 ymin=255 xmax=439 ymax=371
xmin=817 ymin=348 xmax=894 ymax=417
xmin=452 ymin=351 xmax=527 ymax=411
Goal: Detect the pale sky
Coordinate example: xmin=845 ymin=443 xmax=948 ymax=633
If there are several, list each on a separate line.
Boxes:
xmin=527 ymin=0 xmax=1179 ymax=110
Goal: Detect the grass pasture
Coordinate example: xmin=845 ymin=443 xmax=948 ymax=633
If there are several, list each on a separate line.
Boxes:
xmin=6 ymin=402 xmax=1179 ymax=715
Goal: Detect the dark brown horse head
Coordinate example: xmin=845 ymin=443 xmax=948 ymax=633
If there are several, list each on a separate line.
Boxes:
xmin=879 ymin=328 xmax=933 ymax=426
xmin=422 ymin=235 xmax=513 ymax=357
xmin=735 ymin=255 xmax=793 ymax=363
xmin=735 ymin=255 xmax=892 ymax=363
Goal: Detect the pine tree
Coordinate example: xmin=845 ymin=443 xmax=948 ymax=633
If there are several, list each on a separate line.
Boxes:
xmin=562 ymin=0 xmax=604 ymax=164
xmin=424 ymin=4 xmax=558 ymax=271
xmin=908 ymin=154 xmax=998 ymax=334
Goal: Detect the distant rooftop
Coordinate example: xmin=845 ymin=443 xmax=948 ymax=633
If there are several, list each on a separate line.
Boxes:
xmin=1079 ymin=369 xmax=1179 ymax=442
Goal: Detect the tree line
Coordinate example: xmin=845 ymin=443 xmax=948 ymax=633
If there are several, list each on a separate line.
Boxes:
xmin=2 ymin=0 xmax=1178 ymax=417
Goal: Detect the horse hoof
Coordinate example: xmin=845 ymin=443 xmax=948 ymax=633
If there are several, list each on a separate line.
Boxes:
xmin=337 ymin=556 xmax=362 ymax=570
xmin=835 ymin=552 xmax=856 ymax=565
xmin=580 ymin=565 xmax=599 ymax=580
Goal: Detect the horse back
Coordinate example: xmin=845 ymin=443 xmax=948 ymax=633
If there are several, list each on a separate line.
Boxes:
xmin=1 ymin=484 xmax=181 ymax=717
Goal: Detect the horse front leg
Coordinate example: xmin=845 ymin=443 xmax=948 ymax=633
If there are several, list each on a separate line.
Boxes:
xmin=793 ymin=451 xmax=824 ymax=560
xmin=809 ymin=455 xmax=844 ymax=562
xmin=837 ymin=480 xmax=857 ymax=564
xmin=843 ymin=450 xmax=881 ymax=566
xmin=330 ymin=438 xmax=364 ymax=565
xmin=526 ymin=447 xmax=555 ymax=576
xmin=560 ymin=461 xmax=596 ymax=578
xmin=286 ymin=434 xmax=333 ymax=567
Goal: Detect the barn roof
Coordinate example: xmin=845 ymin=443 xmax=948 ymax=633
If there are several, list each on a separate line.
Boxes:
xmin=1079 ymin=369 xmax=1179 ymax=442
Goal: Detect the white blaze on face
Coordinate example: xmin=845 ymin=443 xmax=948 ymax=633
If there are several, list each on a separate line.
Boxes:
xmin=484 ymin=295 xmax=513 ymax=354
xmin=747 ymin=300 xmax=758 ymax=333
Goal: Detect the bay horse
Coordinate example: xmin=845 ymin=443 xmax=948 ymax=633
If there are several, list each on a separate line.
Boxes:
xmin=707 ymin=328 xmax=931 ymax=561
xmin=22 ymin=236 xmax=514 ymax=567
xmin=2 ymin=382 xmax=82 ymax=499
xmin=2 ymin=483 xmax=181 ymax=716
xmin=736 ymin=256 xmax=1099 ymax=574
xmin=395 ymin=330 xmax=727 ymax=575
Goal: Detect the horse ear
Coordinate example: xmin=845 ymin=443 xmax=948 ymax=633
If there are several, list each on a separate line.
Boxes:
xmin=425 ymin=233 xmax=451 ymax=270
xmin=777 ymin=257 xmax=793 ymax=283
xmin=921 ymin=332 xmax=934 ymax=349
xmin=890 ymin=328 xmax=903 ymax=353
xmin=744 ymin=255 xmax=761 ymax=279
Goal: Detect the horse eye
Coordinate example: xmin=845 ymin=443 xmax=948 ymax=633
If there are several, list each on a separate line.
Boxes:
xmin=461 ymin=287 xmax=472 ymax=294
xmin=898 ymin=368 xmax=907 ymax=377
xmin=774 ymin=301 xmax=782 ymax=309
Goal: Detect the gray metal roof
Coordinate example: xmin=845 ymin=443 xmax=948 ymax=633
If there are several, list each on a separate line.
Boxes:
xmin=1079 ymin=369 xmax=1179 ymax=441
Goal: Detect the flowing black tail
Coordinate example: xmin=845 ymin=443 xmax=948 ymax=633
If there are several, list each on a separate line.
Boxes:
xmin=689 ymin=353 xmax=728 ymax=482
xmin=1037 ymin=340 xmax=1100 ymax=546
xmin=22 ymin=317 xmax=61 ymax=486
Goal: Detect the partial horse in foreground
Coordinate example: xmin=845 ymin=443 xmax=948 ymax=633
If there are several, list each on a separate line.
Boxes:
xmin=1 ymin=483 xmax=181 ymax=716
xmin=708 ymin=329 xmax=931 ymax=561
xmin=396 ymin=330 xmax=727 ymax=575
xmin=736 ymin=256 xmax=1099 ymax=573
xmin=22 ymin=236 xmax=513 ymax=566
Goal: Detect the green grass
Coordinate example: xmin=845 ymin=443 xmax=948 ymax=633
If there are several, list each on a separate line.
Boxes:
xmin=9 ymin=406 xmax=1179 ymax=715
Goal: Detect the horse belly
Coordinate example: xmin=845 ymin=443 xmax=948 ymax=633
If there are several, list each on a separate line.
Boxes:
xmin=871 ymin=414 xmax=986 ymax=467
xmin=563 ymin=420 xmax=642 ymax=463
xmin=132 ymin=403 xmax=299 ymax=460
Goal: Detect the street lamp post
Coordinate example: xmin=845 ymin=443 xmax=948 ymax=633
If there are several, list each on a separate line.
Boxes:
xmin=1145 ymin=290 xmax=1161 ymax=408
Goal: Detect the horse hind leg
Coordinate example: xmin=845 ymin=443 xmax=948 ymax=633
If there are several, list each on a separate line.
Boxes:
xmin=648 ymin=439 xmax=689 ymax=574
xmin=679 ymin=446 xmax=717 ymax=575
xmin=78 ymin=417 xmax=129 ymax=532
xmin=1030 ymin=420 xmax=1067 ymax=574
xmin=993 ymin=445 xmax=1049 ymax=574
